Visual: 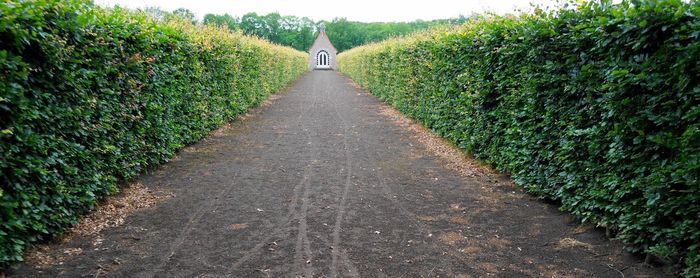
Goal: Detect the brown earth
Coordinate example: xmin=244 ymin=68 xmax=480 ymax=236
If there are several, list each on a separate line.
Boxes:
xmin=8 ymin=71 xmax=670 ymax=277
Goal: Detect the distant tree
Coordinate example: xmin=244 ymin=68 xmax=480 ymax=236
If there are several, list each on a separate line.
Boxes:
xmin=142 ymin=7 xmax=171 ymax=22
xmin=173 ymin=8 xmax=197 ymax=24
xmin=240 ymin=12 xmax=264 ymax=37
xmin=203 ymin=13 xmax=239 ymax=30
xmin=198 ymin=11 xmax=469 ymax=52
xmin=323 ymin=17 xmax=465 ymax=52
xmin=278 ymin=16 xmax=315 ymax=50
xmin=296 ymin=17 xmax=316 ymax=50
xmin=263 ymin=13 xmax=282 ymax=42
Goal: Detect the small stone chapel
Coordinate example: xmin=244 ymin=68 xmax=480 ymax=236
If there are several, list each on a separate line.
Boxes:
xmin=308 ymin=26 xmax=337 ymax=70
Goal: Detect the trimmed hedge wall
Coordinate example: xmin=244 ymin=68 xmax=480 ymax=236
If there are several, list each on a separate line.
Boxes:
xmin=338 ymin=0 xmax=699 ymax=275
xmin=0 ymin=0 xmax=307 ymax=266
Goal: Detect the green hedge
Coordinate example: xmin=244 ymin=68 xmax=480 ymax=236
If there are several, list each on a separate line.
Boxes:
xmin=0 ymin=0 xmax=306 ymax=266
xmin=338 ymin=0 xmax=699 ymax=275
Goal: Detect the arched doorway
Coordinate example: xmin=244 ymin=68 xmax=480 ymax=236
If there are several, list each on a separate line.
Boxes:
xmin=316 ymin=50 xmax=330 ymax=69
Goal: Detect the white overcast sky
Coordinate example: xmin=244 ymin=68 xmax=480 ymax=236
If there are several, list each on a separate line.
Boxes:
xmin=93 ymin=0 xmax=564 ymax=22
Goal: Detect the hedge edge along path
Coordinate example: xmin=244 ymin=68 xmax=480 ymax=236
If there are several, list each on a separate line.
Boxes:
xmin=338 ymin=0 xmax=699 ymax=276
xmin=0 ymin=0 xmax=307 ymax=267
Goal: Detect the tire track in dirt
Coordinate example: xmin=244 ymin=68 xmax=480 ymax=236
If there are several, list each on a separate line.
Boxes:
xmin=352 ymin=121 xmax=477 ymax=277
xmin=228 ymin=80 xmax=321 ymax=276
xmin=10 ymin=71 xmax=670 ymax=278
xmin=293 ymin=174 xmax=314 ymax=278
xmin=316 ymin=233 xmax=360 ymax=277
xmin=289 ymin=82 xmax=322 ymax=278
xmin=142 ymin=170 xmax=247 ymax=277
xmin=327 ymin=80 xmax=357 ymax=278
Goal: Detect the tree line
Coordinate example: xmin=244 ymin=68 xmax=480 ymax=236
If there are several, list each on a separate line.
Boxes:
xmin=199 ymin=12 xmax=469 ymax=52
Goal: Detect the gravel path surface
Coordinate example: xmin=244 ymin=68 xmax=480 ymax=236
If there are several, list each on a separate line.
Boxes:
xmin=10 ymin=71 xmax=667 ymax=277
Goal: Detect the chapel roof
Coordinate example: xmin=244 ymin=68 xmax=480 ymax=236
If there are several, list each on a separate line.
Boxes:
xmin=308 ymin=27 xmax=337 ymax=54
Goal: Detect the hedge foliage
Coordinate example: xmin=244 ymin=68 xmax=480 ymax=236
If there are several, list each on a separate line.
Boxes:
xmin=0 ymin=0 xmax=307 ymax=266
xmin=338 ymin=0 xmax=699 ymax=275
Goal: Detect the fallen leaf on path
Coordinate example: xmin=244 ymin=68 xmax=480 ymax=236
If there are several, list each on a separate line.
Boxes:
xmin=439 ymin=231 xmax=465 ymax=245
xmin=62 ymin=248 xmax=82 ymax=256
xmin=558 ymin=237 xmax=593 ymax=251
xmin=449 ymin=216 xmax=469 ymax=225
xmin=229 ymin=223 xmax=249 ymax=230
xmin=417 ymin=215 xmax=439 ymax=222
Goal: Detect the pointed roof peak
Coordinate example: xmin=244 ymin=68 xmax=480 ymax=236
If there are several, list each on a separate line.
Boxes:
xmin=308 ymin=24 xmax=337 ymax=53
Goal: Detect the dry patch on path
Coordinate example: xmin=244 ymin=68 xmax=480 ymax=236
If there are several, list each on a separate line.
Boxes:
xmin=19 ymin=90 xmax=293 ymax=271
xmin=376 ymin=105 xmax=492 ymax=178
xmin=24 ymin=182 xmax=172 ymax=268
xmin=351 ymin=78 xmax=671 ymax=277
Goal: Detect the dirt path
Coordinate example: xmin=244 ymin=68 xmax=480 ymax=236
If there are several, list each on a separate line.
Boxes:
xmin=10 ymin=71 xmax=667 ymax=277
